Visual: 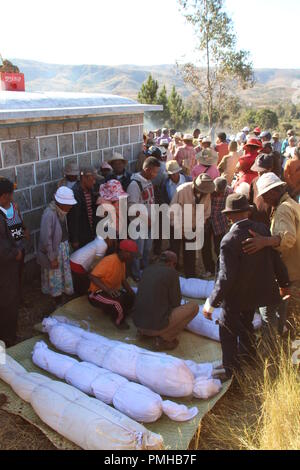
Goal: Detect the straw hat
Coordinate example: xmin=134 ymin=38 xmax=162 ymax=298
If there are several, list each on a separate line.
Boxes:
xmin=183 ymin=134 xmax=194 ymax=141
xmin=109 ymin=152 xmax=128 ymax=165
xmin=194 ymin=174 xmax=215 ymax=194
xmin=64 ymin=163 xmax=79 ymax=176
xmin=166 ymin=160 xmax=181 ymax=175
xmin=197 ymin=148 xmax=218 ymax=167
xmin=256 ymin=173 xmax=286 ymax=198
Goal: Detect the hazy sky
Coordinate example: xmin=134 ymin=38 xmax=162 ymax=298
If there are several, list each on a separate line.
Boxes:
xmin=1 ymin=0 xmax=299 ymax=68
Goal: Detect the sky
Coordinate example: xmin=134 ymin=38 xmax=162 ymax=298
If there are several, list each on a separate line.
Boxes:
xmin=1 ymin=0 xmax=299 ymax=69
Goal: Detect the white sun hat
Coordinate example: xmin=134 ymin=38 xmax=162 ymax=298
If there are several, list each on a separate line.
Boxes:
xmin=256 ymin=173 xmax=286 ymax=198
xmin=55 ymin=186 xmax=77 ymax=206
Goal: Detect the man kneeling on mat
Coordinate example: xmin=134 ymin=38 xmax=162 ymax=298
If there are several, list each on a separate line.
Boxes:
xmin=133 ymin=251 xmax=199 ymax=350
xmin=88 ymin=240 xmax=138 ymax=329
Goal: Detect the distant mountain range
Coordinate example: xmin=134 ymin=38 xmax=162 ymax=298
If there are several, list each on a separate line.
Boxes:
xmin=8 ymin=58 xmax=300 ymax=107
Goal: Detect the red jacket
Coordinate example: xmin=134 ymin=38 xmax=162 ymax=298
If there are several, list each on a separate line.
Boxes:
xmin=234 ymin=149 xmax=259 ymax=190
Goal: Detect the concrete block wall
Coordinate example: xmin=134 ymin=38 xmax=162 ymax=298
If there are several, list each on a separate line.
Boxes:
xmin=0 ymin=114 xmax=144 ymax=264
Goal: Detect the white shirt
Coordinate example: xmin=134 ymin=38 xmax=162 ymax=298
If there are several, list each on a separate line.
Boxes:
xmin=70 ymin=237 xmax=108 ymax=271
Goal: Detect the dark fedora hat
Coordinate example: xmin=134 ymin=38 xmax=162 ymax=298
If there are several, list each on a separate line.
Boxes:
xmin=222 ymin=194 xmax=253 ymax=214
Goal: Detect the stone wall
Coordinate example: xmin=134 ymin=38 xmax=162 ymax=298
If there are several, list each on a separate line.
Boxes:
xmin=0 ymin=114 xmax=144 ymax=266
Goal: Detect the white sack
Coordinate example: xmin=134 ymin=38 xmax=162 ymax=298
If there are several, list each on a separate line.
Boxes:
xmin=43 ymin=318 xmax=195 ymax=399
xmin=186 ymin=306 xmax=262 ymax=342
xmin=185 ymin=360 xmax=214 ymax=380
xmin=0 ymin=355 xmax=163 ymax=450
xmin=113 ymin=382 xmax=163 ymax=423
xmin=32 ymin=342 xmax=198 ymax=423
xmin=162 ymin=401 xmax=199 ymax=422
xmin=179 ymin=277 xmax=214 ymax=299
xmin=193 ymin=378 xmax=223 ymax=400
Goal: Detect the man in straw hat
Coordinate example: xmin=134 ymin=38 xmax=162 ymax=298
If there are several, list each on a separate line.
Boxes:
xmin=170 ymin=174 xmax=215 ymax=278
xmin=174 ymin=133 xmax=196 ymax=176
xmin=58 ymin=162 xmax=79 ymax=190
xmin=108 ymin=152 xmax=132 ymax=191
xmin=203 ymin=193 xmax=289 ymax=378
xmin=169 ymin=132 xmax=183 ymax=159
xmin=243 ymin=172 xmax=300 ymax=337
xmin=161 ymin=160 xmax=191 ymax=205
xmin=272 ymin=132 xmax=282 ymax=155
xmin=192 ymin=148 xmax=220 ymax=181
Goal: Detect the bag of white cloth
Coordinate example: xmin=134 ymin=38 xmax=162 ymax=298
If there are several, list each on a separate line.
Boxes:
xmin=186 ymin=307 xmax=263 ymax=342
xmin=32 ymin=342 xmax=198 ymax=423
xmin=179 ymin=277 xmax=214 ymax=299
xmin=43 ymin=318 xmax=194 ymax=398
xmin=43 ymin=318 xmax=222 ymax=401
xmin=0 ymin=355 xmax=163 ymax=450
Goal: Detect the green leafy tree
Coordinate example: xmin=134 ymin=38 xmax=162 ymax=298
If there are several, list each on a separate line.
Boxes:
xmin=137 ymin=74 xmax=159 ymax=104
xmin=178 ymin=0 xmax=254 ymax=127
xmin=154 ymin=85 xmax=170 ymax=125
xmin=256 ymin=109 xmax=279 ymax=130
xmin=168 ymin=86 xmax=189 ymax=129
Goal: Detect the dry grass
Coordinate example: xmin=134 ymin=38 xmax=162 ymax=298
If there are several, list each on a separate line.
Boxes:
xmin=191 ymin=334 xmax=300 ymax=451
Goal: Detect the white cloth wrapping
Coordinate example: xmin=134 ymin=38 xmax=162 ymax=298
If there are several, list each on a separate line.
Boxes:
xmin=179 ymin=277 xmax=215 ymax=299
xmin=0 ymin=355 xmax=163 ymax=450
xmin=32 ymin=342 xmax=198 ymax=423
xmin=186 ymin=305 xmax=263 ymax=342
xmin=193 ymin=378 xmax=222 ymax=400
xmin=43 ymin=317 xmax=223 ymax=401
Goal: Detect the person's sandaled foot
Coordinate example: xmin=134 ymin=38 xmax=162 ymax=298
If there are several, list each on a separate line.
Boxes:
xmin=154 ymin=337 xmax=179 ymax=351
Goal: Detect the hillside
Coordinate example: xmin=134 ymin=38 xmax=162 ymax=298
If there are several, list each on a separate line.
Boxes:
xmin=7 ymin=58 xmax=300 ymax=106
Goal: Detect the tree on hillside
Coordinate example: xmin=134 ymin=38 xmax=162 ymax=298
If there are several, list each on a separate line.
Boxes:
xmin=256 ymin=109 xmax=279 ymax=130
xmin=154 ymin=85 xmax=170 ymax=125
xmin=178 ymin=0 xmax=254 ymax=127
xmin=168 ymin=86 xmax=189 ymax=129
xmin=137 ymin=74 xmax=159 ymax=104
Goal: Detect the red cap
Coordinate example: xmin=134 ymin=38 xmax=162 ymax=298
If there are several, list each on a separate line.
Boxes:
xmin=254 ymin=127 xmax=261 ymax=134
xmin=119 ymin=240 xmax=139 ymax=253
xmin=244 ymin=138 xmax=263 ymax=148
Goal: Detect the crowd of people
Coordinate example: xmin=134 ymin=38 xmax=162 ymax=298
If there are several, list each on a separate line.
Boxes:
xmin=0 ymin=124 xmax=299 ymax=379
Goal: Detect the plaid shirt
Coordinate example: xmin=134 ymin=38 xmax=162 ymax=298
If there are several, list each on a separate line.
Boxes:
xmin=210 ymin=187 xmax=233 ymax=236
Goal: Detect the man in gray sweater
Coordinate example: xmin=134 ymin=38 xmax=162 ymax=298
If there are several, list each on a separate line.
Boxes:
xmin=132 ymin=251 xmax=198 ymax=350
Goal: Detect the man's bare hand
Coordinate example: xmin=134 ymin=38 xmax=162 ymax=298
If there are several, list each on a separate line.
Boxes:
xmin=280 ymin=287 xmax=291 ymax=299
xmin=242 ymin=230 xmax=267 ymax=255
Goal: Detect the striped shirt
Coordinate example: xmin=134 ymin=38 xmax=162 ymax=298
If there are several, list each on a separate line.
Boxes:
xmin=83 ymin=190 xmax=93 ymax=229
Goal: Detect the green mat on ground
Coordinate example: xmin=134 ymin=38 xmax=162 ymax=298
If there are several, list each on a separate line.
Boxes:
xmin=0 ymin=296 xmax=231 ymax=450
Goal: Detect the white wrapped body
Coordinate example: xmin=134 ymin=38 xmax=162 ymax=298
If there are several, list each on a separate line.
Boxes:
xmin=0 ymin=355 xmax=164 ymax=450
xmin=32 ymin=342 xmax=198 ymax=423
xmin=43 ymin=318 xmax=194 ymax=398
xmin=43 ymin=318 xmax=223 ymax=401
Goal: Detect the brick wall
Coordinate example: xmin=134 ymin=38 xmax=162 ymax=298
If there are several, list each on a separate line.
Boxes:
xmin=0 ymin=114 xmax=144 ymax=264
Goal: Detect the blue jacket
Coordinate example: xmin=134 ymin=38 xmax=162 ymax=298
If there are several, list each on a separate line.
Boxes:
xmin=209 ymin=219 xmax=289 ymax=311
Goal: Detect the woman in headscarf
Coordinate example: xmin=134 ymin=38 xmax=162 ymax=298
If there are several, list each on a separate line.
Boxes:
xmin=37 ymin=186 xmax=77 ymax=306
